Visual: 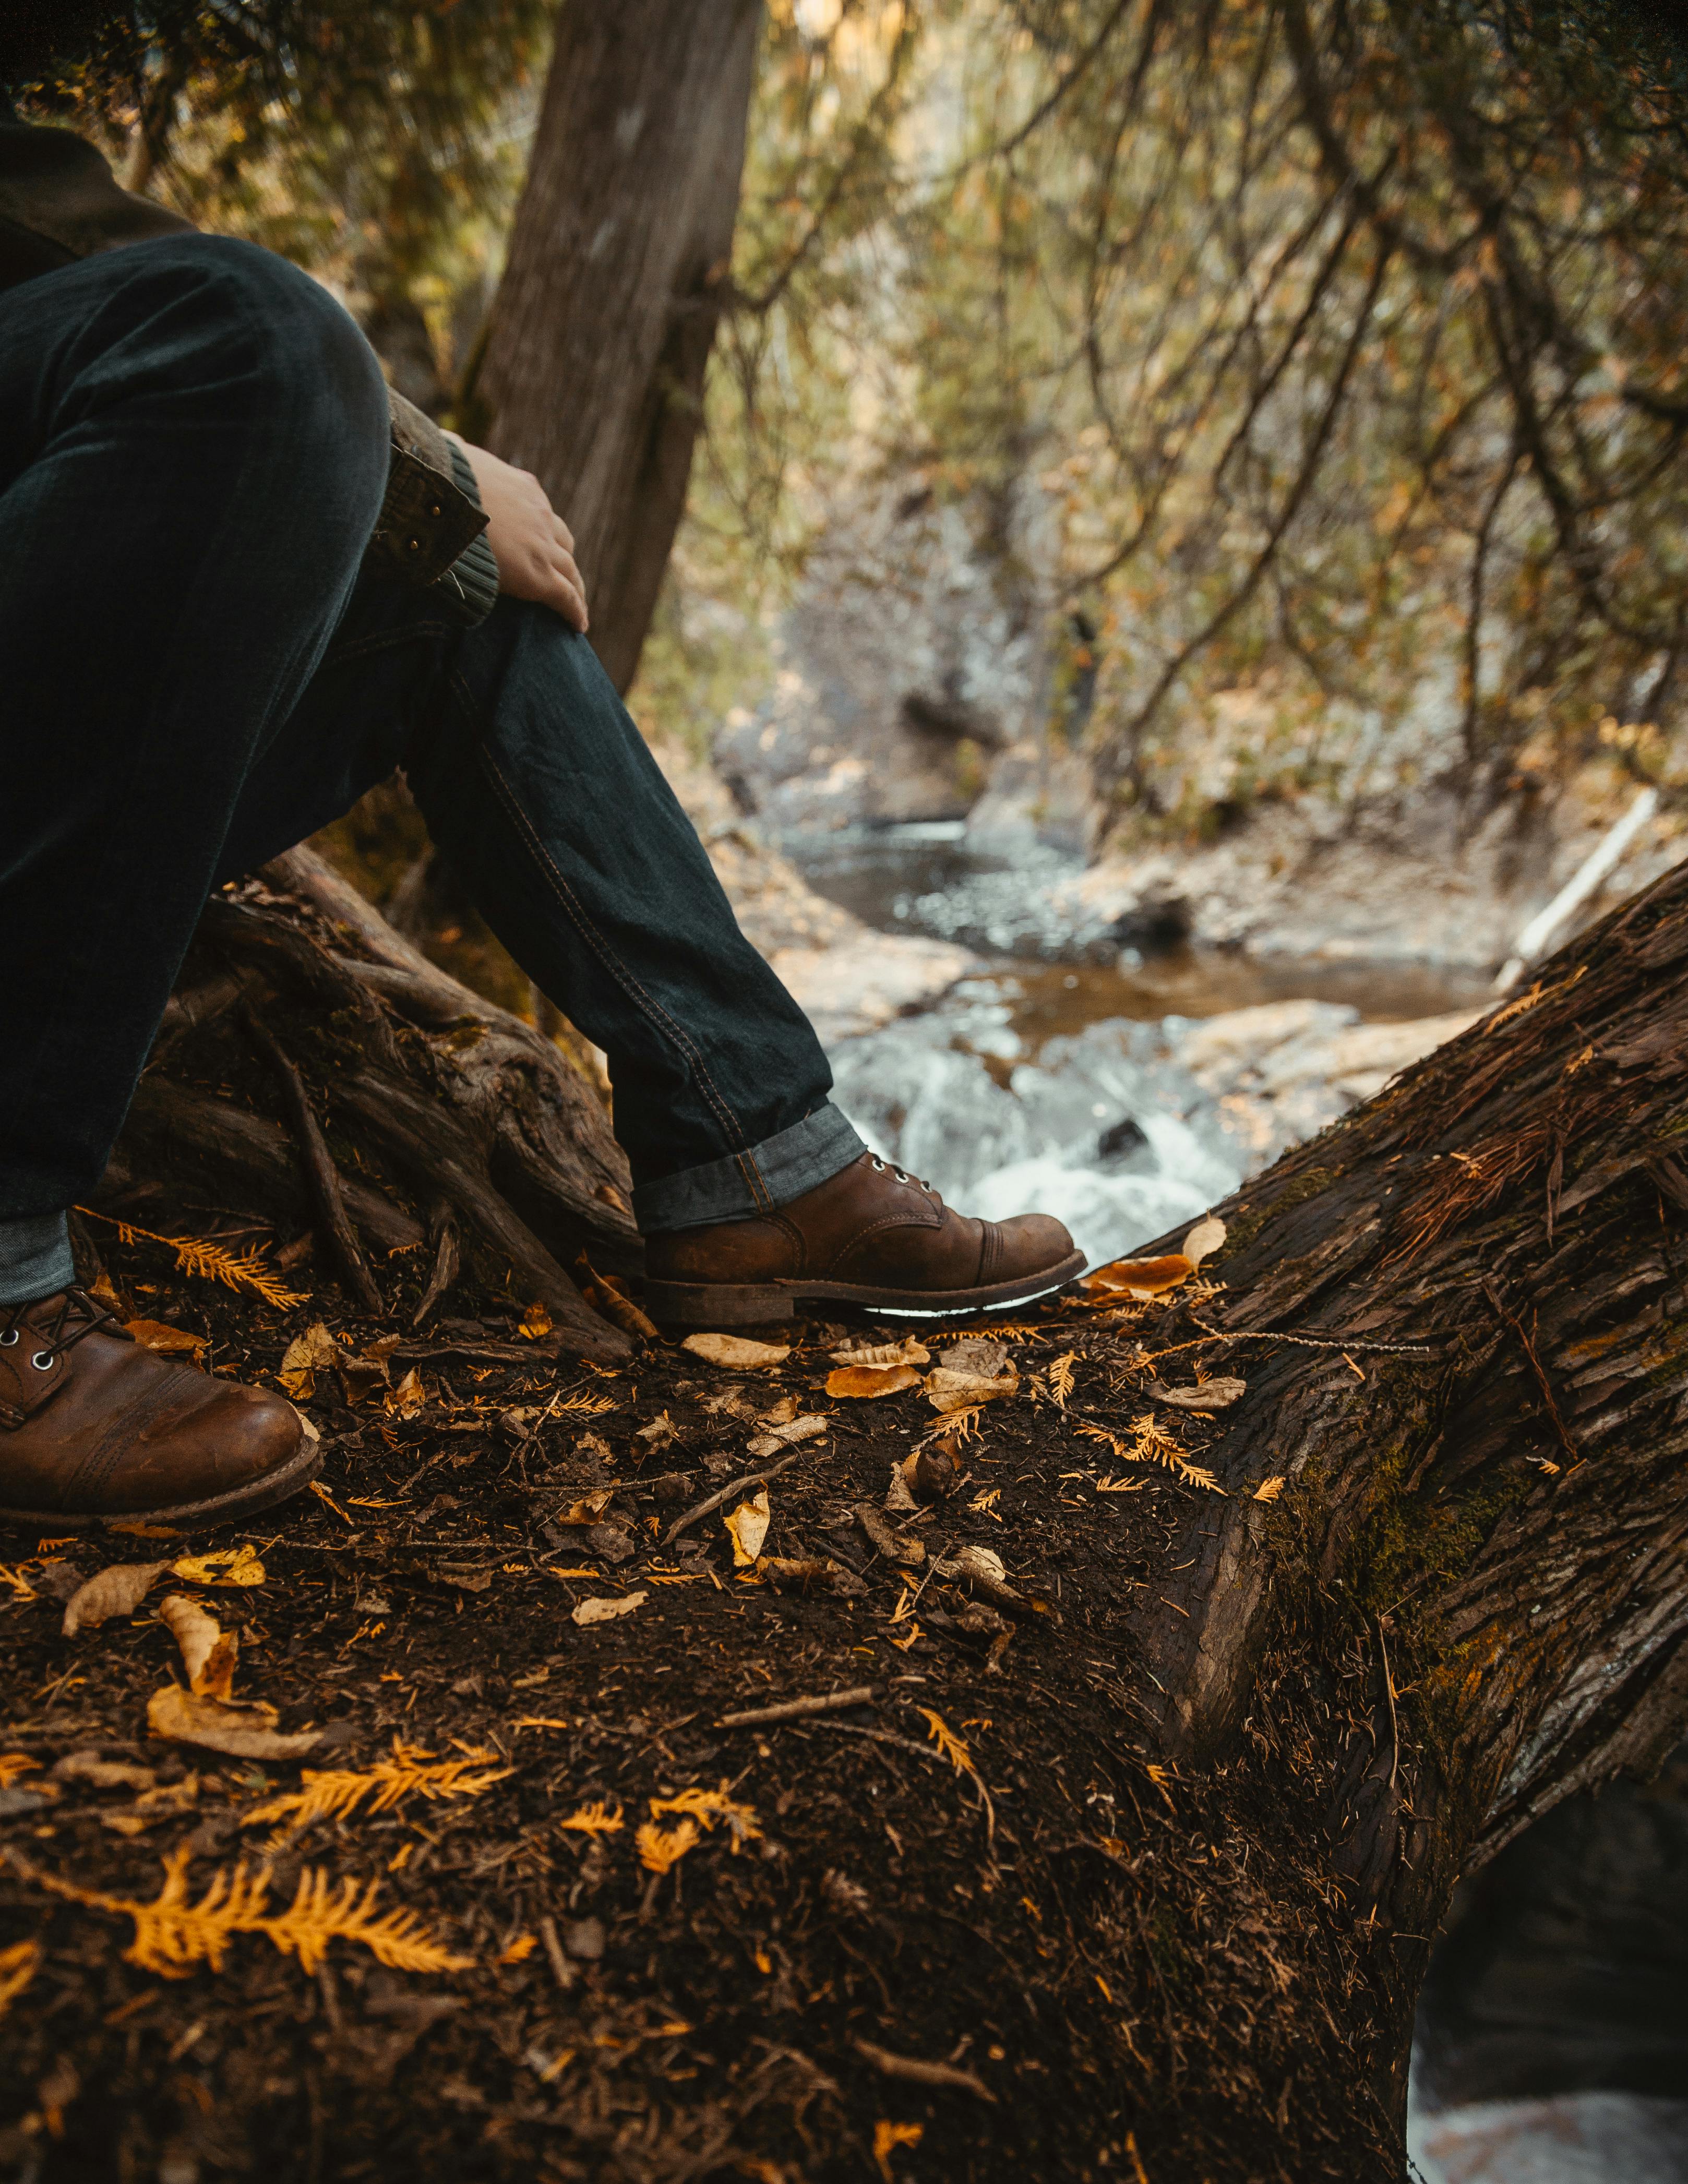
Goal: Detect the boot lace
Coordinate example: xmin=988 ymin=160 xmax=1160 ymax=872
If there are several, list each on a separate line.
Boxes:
xmin=0 ymin=1286 xmax=122 ymax=1375
xmin=870 ymin=1154 xmax=941 ymax=1205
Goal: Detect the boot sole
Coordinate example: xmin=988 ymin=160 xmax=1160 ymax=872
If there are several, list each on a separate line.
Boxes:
xmin=646 ymin=1251 xmax=1088 ymax=1328
xmin=0 ymin=1431 xmax=323 ymax=1537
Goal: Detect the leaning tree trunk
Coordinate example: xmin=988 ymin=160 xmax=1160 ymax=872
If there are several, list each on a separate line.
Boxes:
xmin=475 ymin=0 xmax=764 ymax=692
xmin=94 ymin=849 xmax=642 ymax=1364
xmin=1111 ymin=856 xmax=1688 ymax=2139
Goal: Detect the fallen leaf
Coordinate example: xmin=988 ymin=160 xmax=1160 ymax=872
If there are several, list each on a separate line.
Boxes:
xmin=925 ymin=1364 xmax=1020 ymax=1414
xmin=1148 ymin=1376 xmax=1247 ymax=1412
xmin=760 ymin=1393 xmax=800 ymax=1425
xmin=0 ymin=1755 xmax=40 ymax=1790
xmin=499 ymin=1934 xmax=538 ymax=1965
xmin=278 ymin=1322 xmax=340 ymax=1401
xmin=1182 ymin=1215 xmax=1227 ymax=1269
xmin=570 ymin=1591 xmax=647 ymax=1627
xmin=171 ymin=1545 xmax=266 ymax=1588
xmin=552 ymin=1490 xmax=615 ymax=1527
xmin=157 ymin=1594 xmax=238 ymax=1700
xmin=51 ymin=1753 xmax=156 ymax=1793
xmin=1252 ymin=1476 xmax=1286 ymax=1503
xmin=934 ymin=1543 xmax=1027 ymax=1613
xmin=746 ymin=1413 xmax=831 ymax=1458
xmin=123 ymin=1319 xmax=205 ymax=1361
xmin=681 ymin=1333 xmax=791 ymax=1369
xmin=856 ymin=1504 xmax=925 ymax=1566
xmin=636 ymin=1412 xmax=679 ymax=1451
xmin=827 ymin=1364 xmax=921 ymax=1400
xmin=874 ymin=2118 xmax=924 ymax=2180
xmin=61 ymin=1561 xmax=172 ymax=1637
xmin=146 ymin=1684 xmax=322 ymax=1762
xmin=941 ymin=1336 xmax=1012 ymax=1375
xmin=884 ymin=1459 xmax=918 ymax=1514
xmin=103 ymin=1774 xmax=201 ymax=1835
xmin=635 ymin=1818 xmax=699 ymax=1874
xmin=829 ymin=1337 xmax=929 ymax=1367
xmin=1081 ymin=1253 xmax=1192 ymax=1299
xmin=558 ymin=1800 xmax=623 ymax=1837
xmin=518 ymin=1301 xmax=554 ymax=1341
xmin=385 ymin=1367 xmax=428 ymax=1420
xmin=756 ymin=1555 xmax=864 ymax=1595
xmin=724 ymin=1489 xmax=771 ymax=1567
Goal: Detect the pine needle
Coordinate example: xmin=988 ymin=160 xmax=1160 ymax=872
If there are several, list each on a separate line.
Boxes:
xmin=648 ymin=1784 xmax=763 ymax=1853
xmin=74 ymin=1207 xmax=306 ymax=1310
xmin=558 ymin=1799 xmax=623 ymax=1837
xmin=0 ymin=1940 xmax=40 ymax=2020
xmin=552 ymin=1392 xmax=617 ymax=1415
xmin=0 ymin=1567 xmax=38 ymax=1602
xmin=242 ymin=1737 xmax=511 ymax=1847
xmin=9 ymin=1846 xmax=470 ymax=1978
xmin=1048 ymin=1351 xmax=1075 ymax=1408
xmin=917 ymin=1708 xmax=974 ymax=1774
xmin=1077 ymin=1417 xmax=1225 ymax=1494
xmin=635 ymin=1819 xmax=700 ymax=1874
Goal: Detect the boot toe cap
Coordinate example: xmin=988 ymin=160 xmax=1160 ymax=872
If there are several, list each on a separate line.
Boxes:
xmin=993 ymin=1212 xmax=1081 ymax=1280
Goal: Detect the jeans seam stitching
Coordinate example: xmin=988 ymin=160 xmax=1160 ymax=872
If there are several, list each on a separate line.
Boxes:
xmin=470 ymin=732 xmax=752 ymax=1154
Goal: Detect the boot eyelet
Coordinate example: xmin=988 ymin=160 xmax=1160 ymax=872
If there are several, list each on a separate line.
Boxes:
xmin=0 ymin=1329 xmax=17 ymax=1347
xmin=31 ymin=1352 xmax=54 ymax=1371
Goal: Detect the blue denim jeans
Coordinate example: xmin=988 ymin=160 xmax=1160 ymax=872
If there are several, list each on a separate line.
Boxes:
xmin=0 ymin=232 xmax=860 ymax=1302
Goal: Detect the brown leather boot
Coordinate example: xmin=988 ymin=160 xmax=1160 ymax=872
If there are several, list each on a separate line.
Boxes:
xmin=644 ymin=1151 xmax=1084 ymax=1326
xmin=0 ymin=1288 xmax=317 ymax=1530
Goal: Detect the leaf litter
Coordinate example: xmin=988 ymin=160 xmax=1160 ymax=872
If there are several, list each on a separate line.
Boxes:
xmin=0 ymin=1196 xmax=1400 ymax=2181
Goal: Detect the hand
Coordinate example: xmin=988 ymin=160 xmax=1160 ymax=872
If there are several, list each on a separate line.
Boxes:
xmin=447 ymin=436 xmax=588 ymax=632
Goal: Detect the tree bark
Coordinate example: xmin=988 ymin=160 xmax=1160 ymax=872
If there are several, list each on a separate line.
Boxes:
xmin=1114 ymin=855 xmax=1688 ymax=2134
xmin=476 ymin=0 xmax=763 ymax=692
xmin=99 ymin=849 xmax=641 ymax=1364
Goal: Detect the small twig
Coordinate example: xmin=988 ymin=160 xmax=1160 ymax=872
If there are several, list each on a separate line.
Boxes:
xmin=243 ymin=1005 xmax=383 ymax=1315
xmin=1375 ymin=1617 xmax=1400 ymax=1798
xmin=853 ymin=2036 xmax=995 ymax=2103
xmin=1153 ymin=1316 xmax=1442 ymax=1360
xmin=660 ymin=1449 xmax=808 ymax=1547
xmin=1481 ymin=1277 xmax=1578 ymax=1464
xmin=411 ymin=1200 xmax=461 ymax=1331
xmin=717 ymin=1685 xmax=878 ymax=1730
xmin=537 ymin=1914 xmax=574 ymax=1993
xmin=810 ymin=1721 xmax=945 ymax=1766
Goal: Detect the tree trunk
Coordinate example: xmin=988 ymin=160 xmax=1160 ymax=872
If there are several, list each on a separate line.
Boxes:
xmin=476 ymin=0 xmax=763 ymax=693
xmin=98 ymin=850 xmax=641 ymax=1364
xmin=1109 ymin=855 xmax=1688 ymax=2140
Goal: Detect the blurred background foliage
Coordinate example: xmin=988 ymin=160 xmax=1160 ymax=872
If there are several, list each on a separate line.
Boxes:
xmin=19 ymin=0 xmax=1688 ymax=974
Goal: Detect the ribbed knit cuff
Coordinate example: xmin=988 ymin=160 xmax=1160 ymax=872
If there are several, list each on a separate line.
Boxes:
xmin=440 ymin=441 xmax=501 ymax=625
xmin=0 ymin=1211 xmax=75 ymax=1306
xmin=633 ymin=1102 xmax=867 ymax=1234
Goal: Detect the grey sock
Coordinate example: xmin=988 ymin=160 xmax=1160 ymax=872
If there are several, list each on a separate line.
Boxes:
xmin=0 ymin=1211 xmax=76 ymax=1307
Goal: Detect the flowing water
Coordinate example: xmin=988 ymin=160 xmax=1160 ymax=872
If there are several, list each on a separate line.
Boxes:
xmin=792 ymin=821 xmax=1494 ymax=1270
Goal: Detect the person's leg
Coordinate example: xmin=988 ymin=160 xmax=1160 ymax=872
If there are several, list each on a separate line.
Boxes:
xmin=219 ymin=591 xmax=1080 ymax=1323
xmin=0 ymin=231 xmax=388 ymax=1522
xmin=0 ymin=232 xmax=390 ymax=1298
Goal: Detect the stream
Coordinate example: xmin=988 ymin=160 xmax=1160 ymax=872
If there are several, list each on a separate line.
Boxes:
xmin=794 ymin=821 xmax=1493 ymax=1271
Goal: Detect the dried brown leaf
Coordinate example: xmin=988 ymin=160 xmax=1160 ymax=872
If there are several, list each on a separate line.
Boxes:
xmin=924 ymin=1364 xmax=1020 ymax=1414
xmin=61 ymin=1560 xmax=171 ymax=1636
xmin=570 ymin=1591 xmax=647 ymax=1628
xmin=123 ymin=1319 xmax=205 ymax=1360
xmin=1081 ymin=1253 xmax=1192 ymax=1299
xmin=724 ymin=1489 xmax=770 ymax=1567
xmin=553 ymin=1489 xmax=615 ymax=1527
xmin=146 ymin=1685 xmax=322 ymax=1762
xmin=681 ymin=1332 xmax=791 ymax=1369
xmin=157 ymin=1594 xmax=237 ymax=1699
xmin=278 ymin=1322 xmax=340 ymax=1401
xmin=746 ymin=1413 xmax=831 ymax=1458
xmin=1182 ymin=1215 xmax=1227 ymax=1269
xmin=829 ymin=1337 xmax=930 ymax=1367
xmin=1148 ymin=1376 xmax=1247 ymax=1412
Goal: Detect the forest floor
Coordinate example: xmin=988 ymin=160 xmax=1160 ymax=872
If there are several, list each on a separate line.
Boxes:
xmin=0 ymin=1243 xmax=1398 ymax=2184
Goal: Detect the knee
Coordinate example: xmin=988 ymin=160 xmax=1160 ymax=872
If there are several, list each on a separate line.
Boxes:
xmin=113 ymin=234 xmax=389 ymax=493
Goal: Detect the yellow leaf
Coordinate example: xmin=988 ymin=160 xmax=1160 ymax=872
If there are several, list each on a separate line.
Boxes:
xmin=873 ymin=2119 xmax=924 ymax=2181
xmin=1080 ymin=1252 xmax=1192 ymax=1299
xmin=518 ymin=1301 xmax=553 ymax=1341
xmin=0 ymin=1754 xmax=40 ymax=1791
xmin=498 ymin=1934 xmax=538 ymax=1965
xmin=558 ymin=1800 xmax=623 ymax=1838
xmin=385 ymin=1367 xmax=427 ymax=1419
xmin=60 ymin=1559 xmax=171 ymax=1635
xmin=171 ymin=1545 xmax=266 ymax=1588
xmin=680 ymin=1332 xmax=791 ymax=1369
xmin=649 ymin=1784 xmax=763 ymax=1853
xmin=1252 ymin=1476 xmax=1286 ymax=1503
xmin=724 ymin=1488 xmax=771 ymax=1567
xmin=826 ymin=1364 xmax=921 ymax=1399
xmin=278 ymin=1322 xmax=340 ymax=1401
xmin=635 ymin=1818 xmax=700 ymax=1874
xmin=552 ymin=1490 xmax=614 ymax=1527
xmin=157 ymin=1594 xmax=238 ymax=1700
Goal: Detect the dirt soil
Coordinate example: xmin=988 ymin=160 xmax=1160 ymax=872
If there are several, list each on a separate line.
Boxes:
xmin=0 ymin=1246 xmax=1399 ymax=2184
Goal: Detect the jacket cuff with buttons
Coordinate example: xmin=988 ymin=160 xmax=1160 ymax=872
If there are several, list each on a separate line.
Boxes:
xmin=366 ymin=388 xmax=499 ymax=626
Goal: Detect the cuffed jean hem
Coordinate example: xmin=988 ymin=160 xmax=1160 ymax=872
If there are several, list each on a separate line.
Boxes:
xmin=632 ymin=1102 xmax=867 ymax=1235
xmin=0 ymin=1210 xmax=76 ymax=1306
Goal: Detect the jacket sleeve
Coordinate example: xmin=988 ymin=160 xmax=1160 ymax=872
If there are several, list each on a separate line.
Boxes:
xmin=366 ymin=389 xmax=500 ymax=626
